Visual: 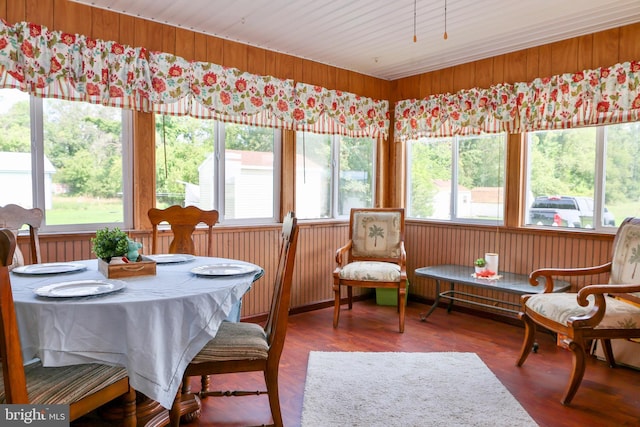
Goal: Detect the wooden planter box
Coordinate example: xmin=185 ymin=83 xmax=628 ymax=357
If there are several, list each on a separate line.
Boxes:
xmin=98 ymin=257 xmax=156 ymax=278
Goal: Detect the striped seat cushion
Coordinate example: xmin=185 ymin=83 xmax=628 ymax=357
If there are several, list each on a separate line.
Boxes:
xmin=0 ymin=360 xmax=128 ymax=405
xmin=191 ymin=321 xmax=269 ymax=363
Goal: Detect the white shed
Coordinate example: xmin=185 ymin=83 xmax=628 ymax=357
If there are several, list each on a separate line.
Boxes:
xmin=0 ymin=152 xmax=56 ymax=209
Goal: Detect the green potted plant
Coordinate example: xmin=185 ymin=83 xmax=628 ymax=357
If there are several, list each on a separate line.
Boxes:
xmin=91 ymin=227 xmax=129 ymax=263
xmin=474 ymin=258 xmax=486 ymax=273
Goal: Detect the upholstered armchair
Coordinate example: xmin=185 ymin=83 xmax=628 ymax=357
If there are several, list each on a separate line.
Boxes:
xmin=516 ymin=216 xmax=640 ymax=404
xmin=333 ymin=208 xmax=407 ymax=332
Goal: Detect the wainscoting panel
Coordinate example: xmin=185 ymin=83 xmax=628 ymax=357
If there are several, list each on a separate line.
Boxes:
xmin=16 ymin=221 xmax=616 ymax=319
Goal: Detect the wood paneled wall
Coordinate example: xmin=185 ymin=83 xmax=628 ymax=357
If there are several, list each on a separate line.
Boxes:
xmin=15 ymin=222 xmax=615 ymax=318
xmin=391 ymin=23 xmax=640 ymax=102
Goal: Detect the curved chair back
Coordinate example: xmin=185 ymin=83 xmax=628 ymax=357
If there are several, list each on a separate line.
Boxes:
xmin=0 ymin=204 xmax=43 ymax=266
xmin=148 ymin=205 xmax=219 ymax=255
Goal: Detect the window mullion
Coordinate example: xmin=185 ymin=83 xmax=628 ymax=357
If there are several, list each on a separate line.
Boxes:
xmin=594 ymin=126 xmax=606 ymax=229
xmin=451 ymin=136 xmax=459 ymax=220
xmin=216 ymin=121 xmax=225 ymax=221
xmin=30 ymin=96 xmax=46 ymax=220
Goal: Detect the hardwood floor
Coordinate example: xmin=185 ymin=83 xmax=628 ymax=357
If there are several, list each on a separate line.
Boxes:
xmin=73 ymin=299 xmax=640 ymax=426
xmin=179 ymin=299 xmax=640 ymax=427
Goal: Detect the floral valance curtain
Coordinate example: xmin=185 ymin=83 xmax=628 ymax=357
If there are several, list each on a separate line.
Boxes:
xmin=0 ymin=20 xmax=389 ymax=139
xmin=395 ymin=60 xmax=640 ymax=140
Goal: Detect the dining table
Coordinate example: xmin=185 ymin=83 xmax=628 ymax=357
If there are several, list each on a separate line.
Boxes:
xmin=9 ymin=254 xmax=264 ymax=418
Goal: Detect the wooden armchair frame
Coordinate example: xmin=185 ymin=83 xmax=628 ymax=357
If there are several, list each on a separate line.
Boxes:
xmin=516 ymin=217 xmax=640 ymax=404
xmin=333 ymin=208 xmax=407 ymax=332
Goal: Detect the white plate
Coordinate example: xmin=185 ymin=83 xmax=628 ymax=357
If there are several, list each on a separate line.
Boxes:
xmin=145 ymin=254 xmax=196 ymax=264
xmin=34 ymin=279 xmax=126 ymax=298
xmin=12 ymin=262 xmax=87 ymax=275
xmin=191 ymin=263 xmax=258 ymax=277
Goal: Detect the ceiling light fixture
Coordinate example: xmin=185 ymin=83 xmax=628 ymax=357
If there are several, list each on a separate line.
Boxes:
xmin=413 ymin=0 xmax=417 ymax=43
xmin=443 ymin=0 xmax=448 ymax=40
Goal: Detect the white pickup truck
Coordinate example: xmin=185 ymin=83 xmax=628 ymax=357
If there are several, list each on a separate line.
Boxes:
xmin=527 ymin=195 xmax=616 ymax=228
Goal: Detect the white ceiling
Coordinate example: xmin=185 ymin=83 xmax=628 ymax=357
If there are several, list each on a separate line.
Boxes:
xmin=72 ymin=0 xmax=640 ymax=81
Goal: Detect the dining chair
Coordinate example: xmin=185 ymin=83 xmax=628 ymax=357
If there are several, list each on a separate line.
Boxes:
xmin=333 ymin=208 xmax=407 ymax=332
xmin=149 ymin=205 xmax=221 ymax=395
xmin=516 ymin=216 xmax=640 ymax=404
xmin=148 ymin=205 xmax=219 ymax=256
xmin=168 ymin=212 xmax=299 ymax=427
xmin=0 ymin=204 xmax=43 ymax=268
xmin=0 ymin=228 xmax=137 ymax=425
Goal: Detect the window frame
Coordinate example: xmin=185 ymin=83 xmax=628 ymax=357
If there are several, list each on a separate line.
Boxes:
xmin=405 ymin=133 xmax=507 ymax=225
xmin=12 ymin=94 xmax=134 ymax=233
xmin=523 ymin=125 xmax=618 ymax=233
xmin=216 ymin=122 xmax=282 ymax=225
xmin=295 ymin=132 xmax=377 ymax=220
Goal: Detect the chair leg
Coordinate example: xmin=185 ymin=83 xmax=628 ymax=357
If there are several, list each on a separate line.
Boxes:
xmin=347 ymin=286 xmax=353 ymax=309
xmin=562 ymin=339 xmax=587 ymax=405
xmin=516 ymin=314 xmax=537 ymax=366
xmin=398 ymin=289 xmax=406 ymax=333
xmin=122 ymin=386 xmax=137 ymax=427
xmin=200 ymin=374 xmax=210 ymax=395
xmin=333 ymin=282 xmax=341 ymax=328
xmin=264 ymin=369 xmax=283 ymax=427
xmin=169 ymin=380 xmax=183 ymax=427
xmin=600 ymin=339 xmax=617 ymax=368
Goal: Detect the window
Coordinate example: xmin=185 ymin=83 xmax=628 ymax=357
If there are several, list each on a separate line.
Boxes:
xmin=406 ymin=133 xmax=506 ymax=223
xmin=525 ymin=124 xmax=640 ymax=230
xmin=295 ymin=132 xmax=375 ymax=219
xmin=155 ymin=115 xmax=280 ymax=224
xmin=0 ymin=89 xmax=132 ymax=231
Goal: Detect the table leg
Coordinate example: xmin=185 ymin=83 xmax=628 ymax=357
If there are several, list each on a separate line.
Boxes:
xmin=446 ymin=281 xmax=455 ymax=313
xmin=419 ymin=279 xmax=442 ymax=320
xmin=99 ymin=391 xmax=201 ymax=426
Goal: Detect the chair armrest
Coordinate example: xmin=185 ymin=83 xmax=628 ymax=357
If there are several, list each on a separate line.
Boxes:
xmin=566 ymin=282 xmax=640 ymax=328
xmin=529 ymin=262 xmax=612 ymax=293
xmin=335 ymin=241 xmax=353 ymax=266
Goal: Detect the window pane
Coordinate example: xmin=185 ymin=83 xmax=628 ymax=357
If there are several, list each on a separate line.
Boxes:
xmin=42 ymin=99 xmax=125 ymax=225
xmin=457 ymin=134 xmax=505 ymax=221
xmin=525 ymin=128 xmax=596 ymax=228
xmin=155 ymin=115 xmax=215 ymax=209
xmin=338 ymin=136 xmax=374 ymax=216
xmin=224 ymin=124 xmax=275 ymax=220
xmin=407 ymin=137 xmax=453 ymax=219
xmin=604 ymin=123 xmax=640 ymax=227
xmin=0 ymin=89 xmax=32 ymax=209
xmin=296 ymin=132 xmax=331 ymax=219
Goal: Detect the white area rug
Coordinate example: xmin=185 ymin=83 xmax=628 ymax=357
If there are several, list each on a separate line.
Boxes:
xmin=301 ymin=351 xmax=537 ymax=427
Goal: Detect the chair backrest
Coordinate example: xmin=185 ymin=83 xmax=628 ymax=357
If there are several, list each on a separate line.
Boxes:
xmin=0 ymin=204 xmax=43 ymax=267
xmin=263 ymin=212 xmax=299 ymax=362
xmin=148 ymin=205 xmax=219 ymax=255
xmin=609 ymin=217 xmax=640 ymax=287
xmin=0 ymin=228 xmax=29 ymax=403
xmin=348 ymin=208 xmax=404 ymax=262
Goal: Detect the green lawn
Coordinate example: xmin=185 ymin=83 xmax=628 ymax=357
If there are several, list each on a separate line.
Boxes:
xmin=46 ymin=196 xmax=123 ymax=225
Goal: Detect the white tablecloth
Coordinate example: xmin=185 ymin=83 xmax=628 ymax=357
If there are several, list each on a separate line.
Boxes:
xmin=11 ymin=257 xmax=262 ymax=409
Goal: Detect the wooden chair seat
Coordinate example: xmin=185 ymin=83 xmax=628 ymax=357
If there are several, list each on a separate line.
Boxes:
xmin=190 ymin=321 xmax=269 ymax=363
xmin=1 ymin=361 xmax=128 ymax=406
xmin=524 ymin=292 xmax=640 ymax=329
xmin=337 ymin=261 xmax=401 ymax=282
